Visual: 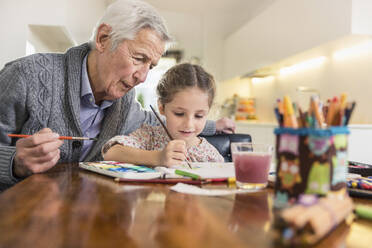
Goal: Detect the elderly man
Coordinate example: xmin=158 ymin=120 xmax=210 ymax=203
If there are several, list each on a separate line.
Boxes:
xmin=0 ymin=0 xmax=235 ymax=190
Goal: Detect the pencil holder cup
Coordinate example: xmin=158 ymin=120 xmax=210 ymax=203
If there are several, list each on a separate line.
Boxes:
xmin=273 ymin=127 xmax=349 ymax=207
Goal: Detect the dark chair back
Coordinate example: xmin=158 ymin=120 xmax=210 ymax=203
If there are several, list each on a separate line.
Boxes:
xmin=200 ymin=133 xmax=252 ymax=162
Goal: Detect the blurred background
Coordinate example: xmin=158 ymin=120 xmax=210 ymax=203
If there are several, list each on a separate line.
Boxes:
xmin=1 ymin=0 xmax=372 ymax=162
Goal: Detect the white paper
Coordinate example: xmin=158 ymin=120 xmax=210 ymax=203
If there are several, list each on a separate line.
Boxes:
xmin=170 ymin=183 xmax=260 ymax=196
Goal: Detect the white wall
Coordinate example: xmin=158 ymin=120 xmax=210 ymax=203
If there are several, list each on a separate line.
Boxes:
xmin=64 ymin=0 xmax=106 ymax=45
xmin=202 ymin=15 xmax=225 ymax=82
xmin=158 ymin=10 xmax=204 ymax=64
xmin=0 ymin=0 xmax=66 ymax=67
xmin=27 ymin=27 xmax=56 ymax=53
xmin=222 ymin=35 xmax=372 ymax=124
xmin=219 ymin=0 xmax=372 ymax=124
xmin=351 ymin=0 xmax=372 ymax=34
xmin=154 ymin=10 xmax=230 ymax=84
xmin=0 ymin=0 xmax=106 ymax=68
xmin=224 ymin=0 xmax=352 ymax=80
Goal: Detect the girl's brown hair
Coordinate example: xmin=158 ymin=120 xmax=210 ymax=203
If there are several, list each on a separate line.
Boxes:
xmin=156 ymin=63 xmax=216 ymax=107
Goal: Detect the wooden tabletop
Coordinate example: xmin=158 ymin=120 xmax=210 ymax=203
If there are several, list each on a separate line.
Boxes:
xmin=0 ymin=163 xmax=371 ymax=248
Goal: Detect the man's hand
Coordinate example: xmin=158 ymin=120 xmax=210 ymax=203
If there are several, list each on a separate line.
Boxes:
xmin=158 ymin=140 xmax=186 ymax=167
xmin=215 ymin=117 xmax=236 ymax=134
xmin=13 ymin=128 xmax=63 ymax=178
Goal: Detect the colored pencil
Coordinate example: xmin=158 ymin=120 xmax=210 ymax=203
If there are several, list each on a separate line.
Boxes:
xmin=274 ymin=95 xmax=355 ymax=128
xmin=8 ymin=134 xmax=97 ymax=141
xmin=175 ymin=169 xmax=200 ymax=180
xmin=274 ymin=107 xmax=283 ymax=126
xmin=297 ymin=105 xmax=307 ymax=128
xmin=326 ymin=97 xmax=338 ymax=126
xmin=283 ymin=96 xmax=298 ymax=128
xmin=114 ymin=177 xmax=229 ymax=185
xmin=344 ymin=101 xmax=356 ymax=125
xmin=149 ymin=105 xmax=193 ymax=169
xmin=311 ymin=95 xmax=325 ymax=128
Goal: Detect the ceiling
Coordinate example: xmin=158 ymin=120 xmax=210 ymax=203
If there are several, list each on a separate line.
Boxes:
xmin=106 ymin=0 xmax=275 ymax=37
xmin=144 ymin=0 xmax=272 ymax=14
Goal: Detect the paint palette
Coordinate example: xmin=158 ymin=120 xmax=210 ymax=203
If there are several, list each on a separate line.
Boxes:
xmin=79 ymin=161 xmax=162 ymax=179
xmin=348 ymin=161 xmax=372 ymax=177
xmin=347 ymin=188 xmax=372 ymax=199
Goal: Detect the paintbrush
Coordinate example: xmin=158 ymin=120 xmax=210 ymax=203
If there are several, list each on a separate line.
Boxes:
xmin=149 ymin=105 xmax=192 ymax=169
xmin=8 ymin=134 xmax=97 ymax=141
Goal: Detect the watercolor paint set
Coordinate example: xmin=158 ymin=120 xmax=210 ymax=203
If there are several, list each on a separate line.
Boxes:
xmin=79 ymin=161 xmax=162 ymax=180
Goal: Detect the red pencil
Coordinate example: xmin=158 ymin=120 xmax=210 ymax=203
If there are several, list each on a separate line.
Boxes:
xmin=8 ymin=134 xmax=97 ymax=141
xmin=114 ymin=177 xmax=229 ymax=185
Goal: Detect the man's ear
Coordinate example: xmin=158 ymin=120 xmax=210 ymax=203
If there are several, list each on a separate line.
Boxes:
xmin=95 ymin=23 xmax=112 ymax=52
xmin=158 ymin=100 xmax=165 ymax=115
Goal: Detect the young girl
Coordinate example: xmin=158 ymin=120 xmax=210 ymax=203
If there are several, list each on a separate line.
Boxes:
xmin=102 ymin=63 xmax=224 ymax=166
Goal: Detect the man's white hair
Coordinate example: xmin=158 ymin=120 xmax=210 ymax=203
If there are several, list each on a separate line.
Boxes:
xmin=90 ymin=0 xmax=171 ymax=51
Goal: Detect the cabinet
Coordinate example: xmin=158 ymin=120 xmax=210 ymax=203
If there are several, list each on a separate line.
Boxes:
xmin=236 ymin=122 xmax=277 ymax=147
xmin=236 ymin=122 xmax=372 ymax=165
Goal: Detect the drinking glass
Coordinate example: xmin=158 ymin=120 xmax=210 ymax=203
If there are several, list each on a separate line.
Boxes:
xmin=231 ymin=142 xmax=273 ymax=189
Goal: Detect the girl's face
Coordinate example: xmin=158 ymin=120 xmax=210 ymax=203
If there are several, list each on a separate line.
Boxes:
xmin=159 ymin=86 xmax=210 ymax=147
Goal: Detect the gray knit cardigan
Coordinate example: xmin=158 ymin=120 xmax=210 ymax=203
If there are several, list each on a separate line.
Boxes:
xmin=0 ymin=43 xmax=216 ymax=190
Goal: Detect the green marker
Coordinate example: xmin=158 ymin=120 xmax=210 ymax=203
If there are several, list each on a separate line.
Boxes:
xmin=175 ymin=169 xmax=200 ymax=180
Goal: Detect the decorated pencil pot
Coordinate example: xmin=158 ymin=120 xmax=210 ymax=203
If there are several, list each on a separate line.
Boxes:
xmin=273 ymin=127 xmax=349 ymax=207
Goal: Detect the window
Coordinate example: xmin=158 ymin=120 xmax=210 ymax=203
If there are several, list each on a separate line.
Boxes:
xmin=26 ymin=40 xmax=36 ymax=55
xmin=135 ymin=57 xmax=177 ymax=110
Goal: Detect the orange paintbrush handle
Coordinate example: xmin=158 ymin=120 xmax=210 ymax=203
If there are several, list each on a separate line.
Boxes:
xmin=8 ymin=134 xmax=97 ymax=141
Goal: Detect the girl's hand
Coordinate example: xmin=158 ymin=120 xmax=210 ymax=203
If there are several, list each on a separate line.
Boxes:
xmin=158 ymin=140 xmax=187 ymax=166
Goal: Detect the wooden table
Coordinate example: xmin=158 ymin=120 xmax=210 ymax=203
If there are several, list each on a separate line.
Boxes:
xmin=0 ymin=163 xmax=371 ymax=248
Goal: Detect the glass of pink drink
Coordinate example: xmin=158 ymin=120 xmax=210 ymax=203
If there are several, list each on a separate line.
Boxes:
xmin=231 ymin=143 xmax=273 ymax=189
